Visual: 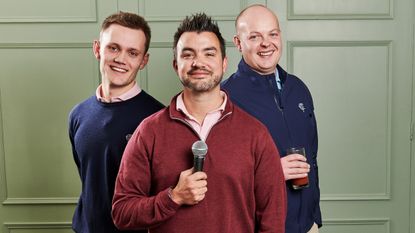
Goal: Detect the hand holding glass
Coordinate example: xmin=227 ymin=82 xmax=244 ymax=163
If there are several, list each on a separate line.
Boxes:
xmin=286 ymin=147 xmax=309 ymax=190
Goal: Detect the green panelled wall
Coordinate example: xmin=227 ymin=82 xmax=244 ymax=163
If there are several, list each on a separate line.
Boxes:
xmin=0 ymin=0 xmax=413 ymax=232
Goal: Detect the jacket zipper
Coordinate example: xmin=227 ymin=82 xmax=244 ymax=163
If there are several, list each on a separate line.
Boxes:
xmin=268 ymin=78 xmax=283 ymax=112
xmin=268 ymin=76 xmax=294 ymax=147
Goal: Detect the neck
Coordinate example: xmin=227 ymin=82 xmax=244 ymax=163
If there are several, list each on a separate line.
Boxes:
xmin=101 ymin=81 xmax=135 ymax=101
xmin=182 ymin=87 xmax=223 ymax=124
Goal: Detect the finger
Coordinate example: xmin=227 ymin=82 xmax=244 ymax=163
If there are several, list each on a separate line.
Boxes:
xmin=295 ymin=161 xmax=310 ymax=169
xmin=196 ymin=193 xmax=206 ymax=202
xmin=286 ymin=174 xmax=307 ymax=181
xmin=286 ymin=161 xmax=309 ymax=169
xmin=190 ymin=171 xmax=208 ymax=180
xmin=193 ymin=180 xmax=208 ymax=189
xmin=288 ymin=167 xmax=310 ymax=175
xmin=284 ymin=154 xmax=307 ymax=162
xmin=198 ymin=186 xmax=208 ymax=194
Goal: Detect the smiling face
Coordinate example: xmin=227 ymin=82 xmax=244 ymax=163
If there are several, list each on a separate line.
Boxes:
xmin=234 ymin=6 xmax=282 ymax=75
xmin=173 ymin=31 xmax=227 ymax=93
xmin=93 ymin=24 xmax=149 ymax=96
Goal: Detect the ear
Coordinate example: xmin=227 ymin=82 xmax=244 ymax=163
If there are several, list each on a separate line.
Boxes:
xmin=172 ymin=59 xmax=179 ymax=74
xmin=233 ymin=35 xmax=242 ymax=52
xmin=93 ymin=40 xmax=101 ymax=60
xmin=222 ymin=56 xmax=228 ymax=74
xmin=139 ymin=53 xmax=149 ymax=70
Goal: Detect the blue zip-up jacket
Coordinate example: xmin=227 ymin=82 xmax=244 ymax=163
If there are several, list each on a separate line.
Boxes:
xmin=222 ymin=59 xmax=321 ymax=233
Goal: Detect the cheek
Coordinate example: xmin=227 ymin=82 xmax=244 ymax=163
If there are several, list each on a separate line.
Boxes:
xmin=247 ymin=44 xmax=260 ymax=55
xmin=177 ymin=64 xmax=187 ymax=74
xmin=102 ymin=53 xmax=114 ymax=62
xmin=273 ymin=39 xmax=282 ymax=48
xmin=132 ymin=60 xmax=142 ymax=69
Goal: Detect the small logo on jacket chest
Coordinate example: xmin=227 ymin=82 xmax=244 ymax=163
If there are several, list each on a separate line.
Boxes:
xmin=298 ymin=103 xmax=306 ymax=112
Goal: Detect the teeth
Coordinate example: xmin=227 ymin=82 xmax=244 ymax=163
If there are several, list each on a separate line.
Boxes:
xmin=258 ymin=51 xmax=273 ymax=56
xmin=111 ymin=66 xmax=128 ymax=73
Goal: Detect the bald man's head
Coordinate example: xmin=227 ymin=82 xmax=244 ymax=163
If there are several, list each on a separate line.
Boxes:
xmin=235 ymin=4 xmax=279 ymax=32
xmin=233 ymin=4 xmax=282 ymax=75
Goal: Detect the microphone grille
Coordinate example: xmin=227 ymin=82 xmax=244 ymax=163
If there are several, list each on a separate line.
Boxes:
xmin=191 ymin=140 xmax=208 ymax=157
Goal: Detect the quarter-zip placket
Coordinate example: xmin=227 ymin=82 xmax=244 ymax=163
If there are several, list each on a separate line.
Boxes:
xmin=170 ymin=111 xmax=233 ymax=142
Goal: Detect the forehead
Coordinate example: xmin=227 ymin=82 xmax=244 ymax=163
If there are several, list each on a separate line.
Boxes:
xmin=100 ymin=24 xmax=146 ymax=50
xmin=177 ymin=31 xmax=221 ymax=51
xmin=237 ymin=7 xmax=280 ymax=32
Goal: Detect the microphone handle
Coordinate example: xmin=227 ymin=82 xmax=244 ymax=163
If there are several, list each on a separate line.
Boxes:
xmin=193 ymin=156 xmax=204 ymax=172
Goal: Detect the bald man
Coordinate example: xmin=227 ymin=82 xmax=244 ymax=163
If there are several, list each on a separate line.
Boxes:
xmin=222 ymin=4 xmax=322 ymax=233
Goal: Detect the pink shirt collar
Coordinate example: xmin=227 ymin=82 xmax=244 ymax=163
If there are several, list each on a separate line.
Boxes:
xmin=176 ymin=91 xmax=227 ymax=141
xmin=96 ymin=82 xmax=142 ymax=103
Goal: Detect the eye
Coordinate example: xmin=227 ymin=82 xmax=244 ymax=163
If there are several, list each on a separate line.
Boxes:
xmin=206 ymin=52 xmax=216 ymax=57
xmin=248 ymin=34 xmax=263 ymax=41
xmin=129 ymin=51 xmax=139 ymax=57
xmin=270 ymin=32 xmax=279 ymax=38
xmin=181 ymin=53 xmax=194 ymax=59
xmin=108 ymin=45 xmax=118 ymax=52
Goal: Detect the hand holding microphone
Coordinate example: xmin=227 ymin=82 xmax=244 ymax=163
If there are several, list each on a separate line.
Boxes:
xmin=170 ymin=140 xmax=208 ymax=205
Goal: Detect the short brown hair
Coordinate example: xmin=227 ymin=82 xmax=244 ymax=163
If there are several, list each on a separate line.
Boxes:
xmin=101 ymin=11 xmax=151 ymax=53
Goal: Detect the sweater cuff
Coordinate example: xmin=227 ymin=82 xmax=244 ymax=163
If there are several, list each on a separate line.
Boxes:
xmin=158 ymin=188 xmax=181 ymax=213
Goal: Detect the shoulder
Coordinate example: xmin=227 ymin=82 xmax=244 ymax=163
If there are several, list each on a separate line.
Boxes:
xmin=68 ymin=96 xmax=96 ymax=132
xmin=69 ymin=96 xmax=96 ymax=119
xmin=286 ymin=72 xmax=314 ymax=102
xmin=283 ymin=68 xmax=312 ymax=92
xmin=135 ymin=91 xmax=165 ymax=109
xmin=221 ymin=71 xmax=245 ymax=90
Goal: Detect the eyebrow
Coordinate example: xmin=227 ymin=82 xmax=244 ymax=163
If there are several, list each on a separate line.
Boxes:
xmin=181 ymin=46 xmax=218 ymax=53
xmin=203 ymin=47 xmax=217 ymax=52
xmin=248 ymin=28 xmax=281 ymax=34
xmin=181 ymin=47 xmax=195 ymax=53
xmin=107 ymin=42 xmax=141 ymax=53
xmin=106 ymin=42 xmax=119 ymax=47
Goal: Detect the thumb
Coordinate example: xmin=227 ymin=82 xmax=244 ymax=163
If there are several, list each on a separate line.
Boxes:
xmin=181 ymin=167 xmax=194 ymax=176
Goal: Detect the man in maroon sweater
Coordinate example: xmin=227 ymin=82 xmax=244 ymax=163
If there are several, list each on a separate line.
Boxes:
xmin=112 ymin=13 xmax=286 ymax=233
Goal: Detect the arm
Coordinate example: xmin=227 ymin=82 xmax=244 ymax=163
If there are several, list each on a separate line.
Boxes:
xmin=254 ymin=129 xmax=287 ymax=233
xmin=111 ymin=123 xmax=208 ymax=230
xmin=111 ymin=126 xmax=180 ymax=230
xmin=310 ymin=96 xmax=322 ymax=226
xmin=68 ymin=111 xmax=81 ymax=176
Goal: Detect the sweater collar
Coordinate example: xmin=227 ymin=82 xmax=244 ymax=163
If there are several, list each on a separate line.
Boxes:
xmin=169 ymin=91 xmax=234 ymax=121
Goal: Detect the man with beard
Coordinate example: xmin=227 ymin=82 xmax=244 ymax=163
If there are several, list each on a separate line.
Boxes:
xmin=111 ymin=13 xmax=286 ymax=233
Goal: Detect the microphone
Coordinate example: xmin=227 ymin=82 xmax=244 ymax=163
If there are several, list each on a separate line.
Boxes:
xmin=191 ymin=140 xmax=208 ymax=173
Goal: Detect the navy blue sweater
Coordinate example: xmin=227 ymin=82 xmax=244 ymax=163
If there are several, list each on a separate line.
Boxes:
xmin=69 ymin=91 xmax=164 ymax=233
xmin=222 ymin=59 xmax=321 ymax=233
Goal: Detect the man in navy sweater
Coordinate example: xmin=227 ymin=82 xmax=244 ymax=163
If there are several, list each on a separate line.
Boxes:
xmin=222 ymin=4 xmax=322 ymax=233
xmin=68 ymin=12 xmax=164 ymax=233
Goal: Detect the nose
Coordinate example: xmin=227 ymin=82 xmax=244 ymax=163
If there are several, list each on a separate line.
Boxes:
xmin=114 ymin=52 xmax=126 ymax=64
xmin=260 ymin=36 xmax=271 ymax=47
xmin=191 ymin=58 xmax=205 ymax=68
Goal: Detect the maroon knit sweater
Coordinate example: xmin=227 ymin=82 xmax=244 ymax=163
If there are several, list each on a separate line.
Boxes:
xmin=112 ymin=94 xmax=286 ymax=233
